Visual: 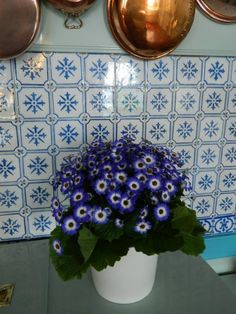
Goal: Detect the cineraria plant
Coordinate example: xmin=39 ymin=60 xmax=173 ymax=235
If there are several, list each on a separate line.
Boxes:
xmin=50 ymin=139 xmax=205 ymax=281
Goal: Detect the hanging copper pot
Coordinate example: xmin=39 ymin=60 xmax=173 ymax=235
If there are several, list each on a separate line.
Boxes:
xmin=107 ymin=0 xmax=196 ymax=60
xmin=47 ymin=0 xmax=96 ymax=29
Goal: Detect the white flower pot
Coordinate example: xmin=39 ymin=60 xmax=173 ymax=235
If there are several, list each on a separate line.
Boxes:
xmin=91 ymin=247 xmax=158 ymax=304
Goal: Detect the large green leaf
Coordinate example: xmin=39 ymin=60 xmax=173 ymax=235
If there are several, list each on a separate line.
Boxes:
xmin=78 ymin=227 xmax=98 ymax=262
xmin=172 ymin=205 xmax=200 ymax=233
xmin=93 ymin=221 xmax=124 ymax=242
xmin=89 ymin=238 xmax=129 ymax=271
xmin=180 ymin=232 xmax=206 ymax=256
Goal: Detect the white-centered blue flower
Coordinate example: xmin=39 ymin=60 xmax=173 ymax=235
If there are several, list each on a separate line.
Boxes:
xmin=70 ymin=189 xmax=86 ymax=205
xmin=117 ymin=162 xmax=127 ymax=171
xmin=93 ymin=207 xmax=109 ymax=224
xmin=136 ymin=172 xmax=147 ymax=184
xmin=143 ymin=154 xmax=156 ymax=165
xmin=165 ymin=180 xmax=177 ymax=195
xmin=127 ymin=178 xmax=141 ymax=191
xmin=62 ymin=216 xmax=79 ymax=235
xmin=161 ymin=190 xmax=171 ymax=202
xmin=107 ymin=191 xmax=121 ymax=208
xmin=153 ymin=203 xmax=170 ymax=222
xmin=148 ymin=176 xmax=162 ymax=192
xmin=114 ymin=218 xmax=124 ymax=228
xmin=140 ymin=206 xmax=149 ymax=219
xmin=60 ymin=179 xmax=71 ymax=194
xmin=150 ymin=194 xmax=159 ymax=205
xmin=51 ymin=197 xmax=61 ymax=211
xmin=134 ymin=159 xmax=146 ymax=171
xmin=53 ymin=208 xmax=63 ymax=223
xmin=94 ymin=179 xmax=108 ymax=195
xmin=119 ymin=195 xmax=134 ymax=213
xmin=73 ymin=204 xmax=90 ymax=223
xmin=134 ymin=220 xmax=152 ymax=234
xmin=52 ymin=239 xmax=63 ymax=256
xmin=115 ymin=171 xmax=127 ymax=184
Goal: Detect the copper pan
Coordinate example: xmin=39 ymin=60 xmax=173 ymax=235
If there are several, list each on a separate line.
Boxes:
xmin=47 ymin=0 xmax=96 ymax=29
xmin=197 ymin=0 xmax=236 ymax=23
xmin=0 ymin=0 xmax=41 ymax=60
xmin=107 ymin=0 xmax=196 ymax=60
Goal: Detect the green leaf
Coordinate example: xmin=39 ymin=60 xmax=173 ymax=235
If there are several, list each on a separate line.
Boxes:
xmin=90 ymin=238 xmax=129 ymax=271
xmin=180 ymin=232 xmax=206 ymax=256
xmin=172 ymin=205 xmax=200 ymax=233
xmin=93 ymin=221 xmax=124 ymax=242
xmin=78 ymin=227 xmax=98 ymax=262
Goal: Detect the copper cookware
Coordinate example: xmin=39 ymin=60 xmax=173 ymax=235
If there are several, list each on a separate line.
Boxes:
xmin=0 ymin=0 xmax=41 ymax=60
xmin=197 ymin=0 xmax=236 ymax=23
xmin=107 ymin=0 xmax=195 ymax=60
xmin=47 ymin=0 xmax=96 ymax=29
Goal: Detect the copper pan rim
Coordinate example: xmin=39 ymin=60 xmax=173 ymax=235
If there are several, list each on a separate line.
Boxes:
xmin=0 ymin=0 xmax=41 ymax=60
xmin=107 ymin=0 xmax=196 ymax=60
xmin=197 ymin=0 xmax=236 ymax=23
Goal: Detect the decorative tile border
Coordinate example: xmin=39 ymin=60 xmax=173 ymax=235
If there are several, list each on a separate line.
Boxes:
xmin=0 ymin=52 xmax=235 ymax=241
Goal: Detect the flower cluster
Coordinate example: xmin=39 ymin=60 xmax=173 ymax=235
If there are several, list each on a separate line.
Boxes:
xmin=50 ymin=139 xmax=204 ymax=280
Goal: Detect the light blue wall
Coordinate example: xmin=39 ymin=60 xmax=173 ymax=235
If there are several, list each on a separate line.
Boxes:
xmin=0 ymin=52 xmax=235 ymax=259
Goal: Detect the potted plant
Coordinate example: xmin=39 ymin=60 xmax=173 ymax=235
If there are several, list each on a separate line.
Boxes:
xmin=50 ymin=139 xmax=205 ymax=304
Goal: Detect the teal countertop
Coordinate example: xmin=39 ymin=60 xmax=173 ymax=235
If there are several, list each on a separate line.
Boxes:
xmin=0 ymin=239 xmax=236 ymax=314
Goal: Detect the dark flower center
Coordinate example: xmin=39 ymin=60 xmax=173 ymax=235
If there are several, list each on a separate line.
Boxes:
xmin=55 ymin=244 xmax=60 ymax=249
xmin=159 ymin=209 xmax=164 ymax=215
xmin=69 ymin=222 xmax=74 ymax=228
xmin=99 ymin=183 xmax=105 ymax=189
xmin=98 ymin=213 xmax=104 ymax=219
xmin=123 ymin=200 xmax=129 ymax=206
xmin=140 ymin=224 xmax=145 ymax=229
xmin=80 ymin=209 xmax=85 ymax=215
xmin=76 ymin=194 xmax=82 ymax=200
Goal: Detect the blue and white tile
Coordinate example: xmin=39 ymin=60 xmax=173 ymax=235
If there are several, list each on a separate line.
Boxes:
xmin=197 ymin=144 xmax=220 ymax=168
xmin=228 ymin=88 xmax=236 ymax=113
xmin=0 ymin=154 xmax=20 ymax=182
xmin=25 ymin=182 xmax=52 ymax=209
xmin=86 ymin=87 xmax=114 ymax=117
xmin=200 ymin=117 xmax=223 ymax=142
xmin=18 ymin=87 xmax=50 ymax=118
xmin=225 ymin=117 xmax=236 ymax=140
xmin=222 ymin=144 xmax=236 ymax=166
xmin=0 ymin=86 xmax=16 ymax=120
xmin=202 ymin=88 xmax=226 ymax=113
xmin=51 ymin=53 xmax=82 ymax=85
xmin=216 ymin=193 xmax=236 ymax=215
xmin=54 ymin=120 xmax=83 ymax=148
xmin=0 ymin=186 xmax=23 ymax=212
xmin=21 ymin=122 xmax=51 ymax=150
xmin=117 ymin=88 xmax=144 ymax=116
xmin=219 ymin=169 xmax=236 ymax=192
xmin=176 ymin=57 xmax=202 ymax=85
xmin=15 ymin=52 xmax=48 ymax=85
xmin=174 ymin=145 xmax=195 ymax=169
xmin=0 ymin=60 xmax=12 ymax=85
xmin=147 ymin=56 xmax=174 ymax=86
xmin=146 ymin=118 xmax=170 ymax=144
xmin=204 ymin=57 xmax=229 ymax=85
xmin=231 ymin=57 xmax=236 ymax=82
xmin=86 ymin=120 xmax=114 ymax=143
xmin=193 ymin=196 xmax=214 ymax=218
xmin=116 ymin=56 xmax=144 ymax=86
xmin=0 ymin=214 xmax=25 ymax=240
xmin=52 ymin=87 xmax=83 ymax=117
xmin=212 ymin=216 xmax=234 ymax=234
xmin=84 ymin=54 xmax=115 ymax=86
xmin=147 ymin=88 xmax=172 ymax=115
xmin=0 ymin=122 xmax=18 ymax=151
xmin=55 ymin=151 xmax=80 ymax=171
xmin=175 ymin=88 xmax=200 ymax=114
xmin=23 ymin=153 xmax=52 ymax=181
xmin=117 ymin=119 xmax=143 ymax=143
xmin=28 ymin=210 xmax=55 ymax=237
xmin=195 ymin=171 xmax=217 ymax=194
xmin=173 ymin=118 xmax=197 ymax=143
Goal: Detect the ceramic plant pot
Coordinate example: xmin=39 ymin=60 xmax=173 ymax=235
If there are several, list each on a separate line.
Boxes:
xmin=91 ymin=247 xmax=158 ymax=304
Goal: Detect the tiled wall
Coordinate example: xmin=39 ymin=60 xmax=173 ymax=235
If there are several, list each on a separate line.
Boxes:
xmin=0 ymin=52 xmax=235 ymax=241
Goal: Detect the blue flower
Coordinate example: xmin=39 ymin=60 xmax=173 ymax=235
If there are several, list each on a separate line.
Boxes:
xmin=114 ymin=218 xmax=124 ymax=228
xmin=150 ymin=194 xmax=159 ymax=205
xmin=73 ymin=173 xmax=84 ymax=188
xmin=107 ymin=191 xmax=121 ymax=208
xmin=134 ymin=220 xmax=152 ymax=234
xmin=94 ymin=179 xmax=108 ymax=195
xmin=52 ymin=208 xmax=63 ymax=223
xmin=147 ymin=176 xmax=162 ymax=192
xmin=153 ymin=204 xmax=170 ymax=221
xmin=119 ymin=194 xmax=134 ymax=213
xmin=74 ymin=204 xmax=90 ymax=223
xmin=51 ymin=197 xmax=61 ymax=211
xmin=134 ymin=159 xmax=146 ymax=171
xmin=60 ymin=179 xmax=72 ymax=194
xmin=142 ymin=154 xmax=156 ymax=166
xmin=140 ymin=206 xmax=149 ymax=219
xmin=70 ymin=189 xmax=87 ymax=205
xmin=164 ymin=180 xmax=177 ymax=195
xmin=62 ymin=216 xmax=79 ymax=235
xmin=52 ymin=239 xmax=63 ymax=256
xmin=115 ymin=171 xmax=128 ymax=184
xmin=161 ymin=190 xmax=171 ymax=202
xmin=93 ymin=207 xmax=109 ymax=224
xmin=127 ymin=178 xmax=142 ymax=192
xmin=136 ymin=172 xmax=148 ymax=184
